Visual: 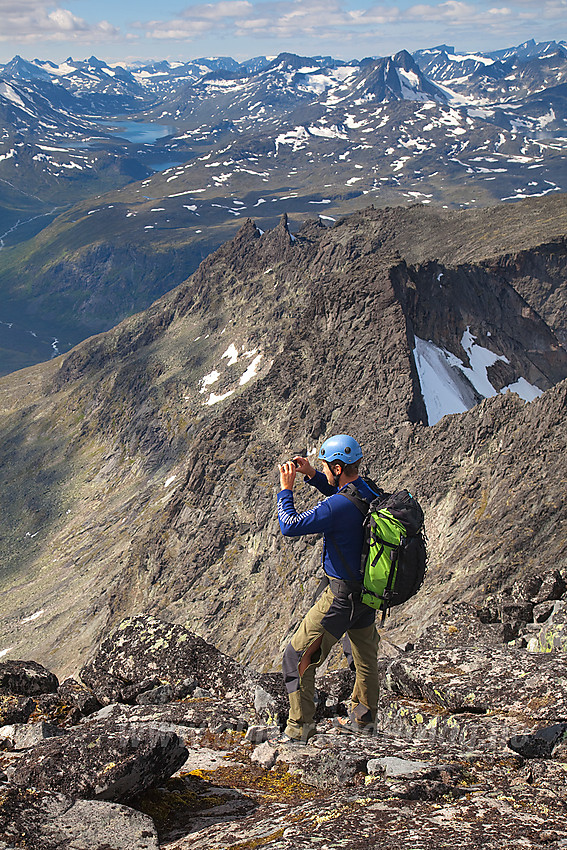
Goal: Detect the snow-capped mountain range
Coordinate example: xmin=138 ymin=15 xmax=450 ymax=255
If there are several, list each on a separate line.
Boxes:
xmin=0 ymin=40 xmax=565 ymax=375
xmin=0 ymin=40 xmax=564 ymax=208
xmin=1 ymin=40 xmax=564 ymax=197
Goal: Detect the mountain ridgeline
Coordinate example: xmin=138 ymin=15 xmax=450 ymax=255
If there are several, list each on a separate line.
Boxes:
xmin=0 ymin=194 xmax=565 ymax=676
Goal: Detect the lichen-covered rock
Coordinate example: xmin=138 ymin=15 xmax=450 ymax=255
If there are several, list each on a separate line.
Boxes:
xmin=136 ymin=684 xmax=174 ymax=705
xmin=386 ymin=645 xmax=567 ymax=720
xmin=254 ymin=673 xmax=288 ymax=725
xmin=82 ymin=698 xmax=252 ymax=742
xmin=500 ymin=600 xmax=534 ymax=624
xmin=0 ymin=660 xmax=58 ymax=696
xmin=122 ymin=677 xmax=163 ymax=704
xmin=414 ymin=603 xmax=518 ymax=651
xmin=281 ymin=747 xmax=368 ymax=789
xmin=11 ymin=723 xmax=188 ymax=803
xmin=532 ymin=601 xmax=556 ymax=623
xmin=527 ymin=600 xmax=567 ymax=652
xmin=0 ymin=785 xmax=159 ymax=850
xmin=31 ymin=678 xmax=102 ymax=728
xmin=0 ymin=721 xmax=66 ymax=751
xmin=0 ymin=694 xmax=34 ymax=726
xmin=376 ymin=691 xmax=535 ymax=752
xmin=508 ymin=722 xmax=567 ymax=758
xmin=44 ymin=798 xmax=160 ymax=850
xmin=79 ymin=616 xmax=254 ymax=705
xmin=315 ymin=669 xmax=356 ymax=710
xmin=251 ymin=741 xmax=278 ymax=769
xmin=532 ymin=569 xmax=566 ymax=604
xmin=368 ymin=756 xmax=431 ymax=777
xmin=511 ymin=575 xmax=545 ymax=601
xmin=159 ymin=738 xmax=567 ymax=850
xmin=245 ymin=725 xmax=273 ymax=744
xmin=57 ymin=677 xmax=103 ymax=716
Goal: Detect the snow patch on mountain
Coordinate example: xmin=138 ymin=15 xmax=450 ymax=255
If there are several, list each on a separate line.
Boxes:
xmin=447 ymin=52 xmax=495 ymax=66
xmin=308 ymin=124 xmax=348 ymax=140
xmin=396 ymin=69 xmax=432 ymax=102
xmin=0 ymin=81 xmax=25 ymax=107
xmin=0 ymin=148 xmax=16 ymax=163
xmin=20 ymin=609 xmax=45 ymax=624
xmin=413 ymin=337 xmax=476 ymax=423
xmin=456 ymin=327 xmax=509 ymax=398
xmin=274 ymin=126 xmax=310 ymax=154
xmin=504 ymin=378 xmax=544 ymax=401
xmin=414 ymin=330 xmax=544 ymax=425
xmin=222 ymin=344 xmax=239 ymax=365
xmin=239 ymin=354 xmax=262 ymax=385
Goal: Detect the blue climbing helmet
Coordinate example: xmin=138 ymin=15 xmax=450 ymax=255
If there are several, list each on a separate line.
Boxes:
xmin=318 ymin=434 xmax=363 ymax=465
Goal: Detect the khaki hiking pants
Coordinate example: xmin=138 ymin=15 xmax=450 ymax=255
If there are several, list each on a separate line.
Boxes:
xmin=282 ymin=580 xmax=380 ymax=741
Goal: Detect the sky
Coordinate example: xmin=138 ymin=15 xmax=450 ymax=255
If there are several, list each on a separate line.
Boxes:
xmin=0 ymin=0 xmax=565 ymax=65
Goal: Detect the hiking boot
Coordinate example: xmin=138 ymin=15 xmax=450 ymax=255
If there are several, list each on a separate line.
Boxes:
xmin=332 ymin=715 xmax=375 ymax=736
xmin=507 ymin=723 xmax=567 ymax=759
xmin=275 ymin=733 xmax=308 ymax=747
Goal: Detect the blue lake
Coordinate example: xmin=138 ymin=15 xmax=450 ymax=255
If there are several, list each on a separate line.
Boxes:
xmin=95 ymin=120 xmax=176 ymax=145
xmin=62 ymin=120 xmax=177 ymax=149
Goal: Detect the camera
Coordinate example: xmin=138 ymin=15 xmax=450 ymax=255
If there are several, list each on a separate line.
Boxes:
xmin=292 ymin=450 xmax=306 ymax=468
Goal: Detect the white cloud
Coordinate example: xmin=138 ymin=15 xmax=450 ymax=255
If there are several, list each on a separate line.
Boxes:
xmin=47 ymin=8 xmax=89 ymax=31
xmin=181 ymin=1 xmax=254 ymax=19
xmin=136 ymin=0 xmax=565 ymax=41
xmin=142 ymin=0 xmax=256 ymax=39
xmin=0 ymin=1 xmax=120 ymax=42
xmin=4 ymin=0 xmax=558 ymax=49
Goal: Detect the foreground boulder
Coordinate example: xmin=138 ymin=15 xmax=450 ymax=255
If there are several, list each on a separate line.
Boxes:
xmin=79 ymin=615 xmax=252 ymax=704
xmin=527 ymin=599 xmax=567 ymax=653
xmin=82 ymin=698 xmax=255 ymax=742
xmin=12 ymin=724 xmax=188 ymax=803
xmin=78 ymin=615 xmax=288 ymax=724
xmin=0 ymin=785 xmax=159 ymax=850
xmin=6 ymin=608 xmax=567 ymax=848
xmin=0 ymin=660 xmax=58 ymax=696
xmin=386 ymin=645 xmax=567 ymax=720
xmin=0 ymin=694 xmax=34 ymax=726
xmin=414 ymin=603 xmax=524 ymax=649
xmin=0 ymin=720 xmax=65 ymax=751
xmin=31 ymin=677 xmax=103 ymax=727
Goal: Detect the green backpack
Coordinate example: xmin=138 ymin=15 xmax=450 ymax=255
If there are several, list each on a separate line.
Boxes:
xmin=340 ymin=484 xmax=428 ymax=621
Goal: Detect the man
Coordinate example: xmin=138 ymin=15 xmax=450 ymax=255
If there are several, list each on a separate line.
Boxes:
xmin=277 ymin=434 xmax=380 ymax=743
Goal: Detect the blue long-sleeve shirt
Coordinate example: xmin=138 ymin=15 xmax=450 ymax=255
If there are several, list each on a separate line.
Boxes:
xmin=277 ymin=471 xmax=379 ymax=582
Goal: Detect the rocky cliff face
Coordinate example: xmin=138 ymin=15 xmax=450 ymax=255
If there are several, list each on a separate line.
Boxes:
xmin=0 ymin=195 xmax=565 ymax=677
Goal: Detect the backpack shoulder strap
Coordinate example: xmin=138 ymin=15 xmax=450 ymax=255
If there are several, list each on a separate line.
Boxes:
xmin=338 ymin=483 xmax=370 ymax=516
xmin=361 ymin=476 xmax=384 ymax=497
xmin=339 ymin=480 xmax=387 ymax=515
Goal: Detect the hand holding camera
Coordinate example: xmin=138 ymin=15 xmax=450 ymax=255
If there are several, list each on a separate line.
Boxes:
xmin=278 ymin=460 xmax=297 ymax=491
xmin=292 ymin=455 xmax=316 ymax=479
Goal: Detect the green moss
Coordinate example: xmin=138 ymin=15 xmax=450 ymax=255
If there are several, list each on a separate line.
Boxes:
xmin=29 ymin=701 xmax=74 ymax=725
xmin=195 ymin=761 xmax=321 ymax=803
xmin=133 ymin=775 xmax=229 ymax=830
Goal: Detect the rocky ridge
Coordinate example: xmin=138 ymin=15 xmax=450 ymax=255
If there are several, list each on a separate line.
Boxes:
xmin=0 ymin=195 xmax=566 ymax=676
xmin=2 ymin=607 xmax=567 ymax=848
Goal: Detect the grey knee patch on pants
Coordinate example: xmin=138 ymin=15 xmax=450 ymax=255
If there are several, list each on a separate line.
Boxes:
xmin=282 ymin=641 xmax=301 ymax=695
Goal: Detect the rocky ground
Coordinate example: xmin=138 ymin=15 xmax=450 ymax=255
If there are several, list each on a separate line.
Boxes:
xmin=2 ymin=592 xmax=567 ymax=849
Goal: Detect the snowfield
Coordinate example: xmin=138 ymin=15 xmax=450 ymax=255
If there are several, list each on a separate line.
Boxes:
xmin=414 ymin=329 xmax=543 ymax=425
